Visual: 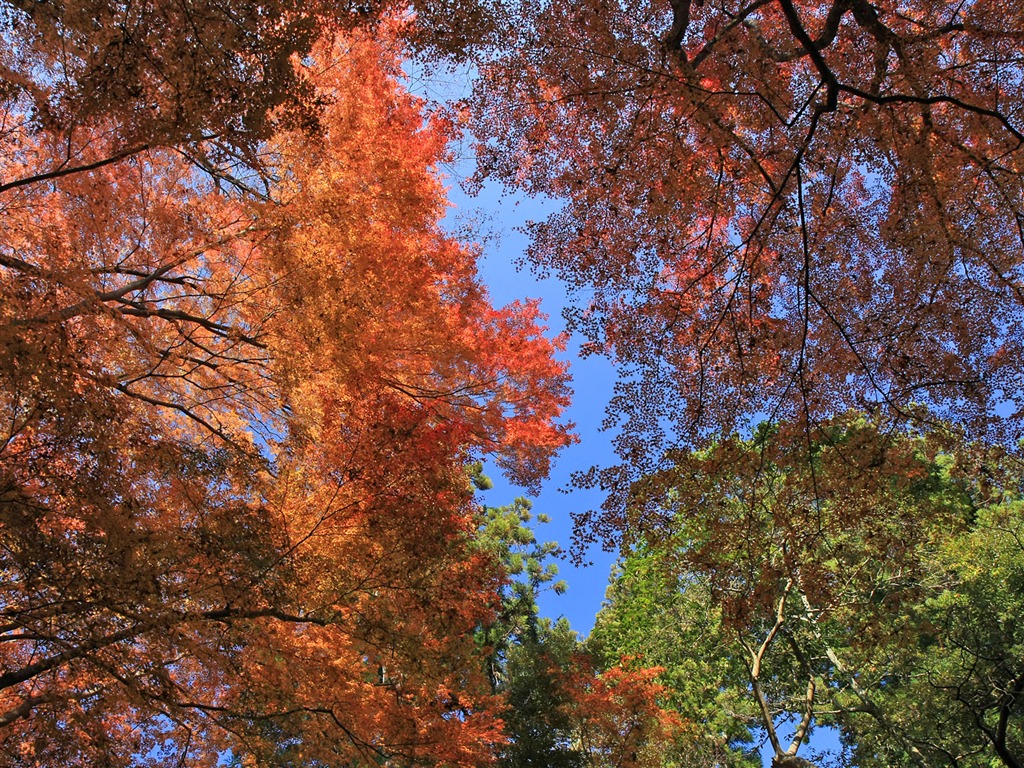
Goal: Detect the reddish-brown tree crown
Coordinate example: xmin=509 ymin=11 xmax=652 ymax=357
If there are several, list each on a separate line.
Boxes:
xmin=470 ymin=0 xmax=1024 ymax=531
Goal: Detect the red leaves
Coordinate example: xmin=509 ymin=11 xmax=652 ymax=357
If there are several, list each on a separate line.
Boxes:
xmin=471 ymin=0 xmax=1024 ymax=533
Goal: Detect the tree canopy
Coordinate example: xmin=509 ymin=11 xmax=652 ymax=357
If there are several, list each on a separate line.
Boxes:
xmin=0 ymin=29 xmax=572 ymax=766
xmin=475 ymin=495 xmax=682 ymax=768
xmin=6 ymin=0 xmax=1024 ymax=765
xmin=0 ymin=0 xmax=500 ymax=191
xmin=468 ymin=0 xmax=1024 ymax=540
xmin=591 ymin=419 xmax=1024 ymax=767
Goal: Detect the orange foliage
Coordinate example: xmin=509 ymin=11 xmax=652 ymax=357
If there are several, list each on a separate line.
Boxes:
xmin=562 ymin=658 xmax=683 ymax=768
xmin=0 ymin=31 xmax=570 ymax=767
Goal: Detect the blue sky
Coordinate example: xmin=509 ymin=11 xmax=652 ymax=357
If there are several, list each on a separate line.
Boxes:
xmin=408 ymin=55 xmax=622 ymax=632
xmin=443 ymin=177 xmax=621 ymax=636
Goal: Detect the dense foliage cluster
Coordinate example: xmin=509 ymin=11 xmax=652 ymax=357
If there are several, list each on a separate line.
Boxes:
xmin=469 ymin=0 xmax=1024 ymax=545
xmin=4 ymin=0 xmax=1024 ymax=765
xmin=0 ymin=22 xmax=576 ymax=766
xmin=592 ymin=420 xmax=1024 ymax=766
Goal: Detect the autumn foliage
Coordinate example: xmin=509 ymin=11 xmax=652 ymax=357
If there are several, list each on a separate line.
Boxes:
xmin=563 ymin=661 xmax=683 ymax=768
xmin=495 ymin=615 xmax=682 ymax=768
xmin=0 ymin=28 xmax=572 ymax=766
xmin=469 ymin=0 xmax=1024 ymax=537
xmin=591 ymin=420 xmax=1024 ymax=766
xmin=7 ymin=0 xmax=1024 ymax=763
xmin=0 ymin=0 xmax=498 ymax=185
xmin=462 ymin=0 xmax=1024 ymax=756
